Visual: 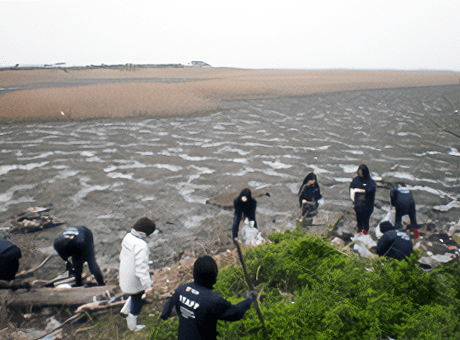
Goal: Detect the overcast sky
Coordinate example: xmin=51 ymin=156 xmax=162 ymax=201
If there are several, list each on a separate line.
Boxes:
xmin=1 ymin=0 xmax=459 ymax=70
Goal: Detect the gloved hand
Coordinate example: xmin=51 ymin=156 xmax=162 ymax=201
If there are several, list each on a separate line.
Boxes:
xmin=65 ymin=260 xmax=74 ymax=275
xmin=246 ymin=289 xmax=258 ymax=302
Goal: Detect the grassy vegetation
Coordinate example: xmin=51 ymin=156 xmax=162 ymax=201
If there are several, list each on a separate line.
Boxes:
xmin=75 ymin=227 xmax=460 ymax=339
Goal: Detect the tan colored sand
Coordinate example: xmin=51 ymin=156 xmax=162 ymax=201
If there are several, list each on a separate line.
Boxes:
xmin=1 ymin=67 xmax=459 ymax=122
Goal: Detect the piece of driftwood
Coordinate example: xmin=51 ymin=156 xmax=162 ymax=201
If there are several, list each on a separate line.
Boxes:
xmin=16 ymin=254 xmax=54 ymax=278
xmin=1 ymin=285 xmax=117 ymax=308
xmin=206 ymin=187 xmax=271 ymax=209
xmin=76 ymin=299 xmax=125 ymax=313
xmin=31 ymin=312 xmax=84 ymax=340
xmin=31 ymin=272 xmax=94 ymax=288
xmin=0 ymin=279 xmax=31 ymax=291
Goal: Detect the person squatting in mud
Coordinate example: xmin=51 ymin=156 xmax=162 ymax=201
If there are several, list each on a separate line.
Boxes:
xmin=53 ymin=226 xmax=105 ymax=287
xmin=375 ymin=221 xmax=413 ymax=261
xmin=161 ymin=255 xmax=258 ymax=340
xmin=349 ymin=164 xmax=377 ymax=234
xmin=390 ymin=183 xmax=420 ymax=238
xmin=298 ymin=172 xmax=324 ymax=221
xmin=0 ymin=239 xmax=22 ymax=281
xmin=119 ymin=217 xmax=156 ymax=332
xmin=232 ymin=188 xmax=258 ymax=241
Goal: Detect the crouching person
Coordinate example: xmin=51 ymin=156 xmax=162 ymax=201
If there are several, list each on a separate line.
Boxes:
xmin=298 ymin=172 xmax=324 ymax=220
xmin=161 ymin=255 xmax=257 ymax=340
xmin=119 ymin=217 xmax=156 ymax=332
xmin=0 ymin=239 xmax=22 ymax=281
xmin=376 ymin=221 xmax=413 ymax=261
xmin=53 ymin=226 xmax=105 ymax=287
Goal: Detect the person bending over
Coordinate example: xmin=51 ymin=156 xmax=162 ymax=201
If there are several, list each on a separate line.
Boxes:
xmin=390 ymin=183 xmax=419 ymax=238
xmin=53 ymin=226 xmax=105 ymax=287
xmin=298 ymin=172 xmax=324 ymax=220
xmin=161 ymin=255 xmax=257 ymax=340
xmin=376 ymin=221 xmax=413 ymax=261
xmin=232 ymin=188 xmax=258 ymax=241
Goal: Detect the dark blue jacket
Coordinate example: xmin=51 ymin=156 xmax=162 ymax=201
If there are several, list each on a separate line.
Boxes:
xmin=232 ymin=193 xmax=257 ymax=239
xmin=349 ymin=175 xmax=376 ymax=211
xmin=161 ymin=281 xmax=252 ymax=340
xmin=0 ymin=239 xmax=21 ymax=281
xmin=0 ymin=239 xmax=21 ymax=259
xmin=53 ymin=226 xmax=94 ymax=261
xmin=377 ymin=230 xmax=413 ymax=260
xmin=390 ymin=185 xmax=415 ymax=214
xmin=298 ymin=173 xmax=322 ymax=207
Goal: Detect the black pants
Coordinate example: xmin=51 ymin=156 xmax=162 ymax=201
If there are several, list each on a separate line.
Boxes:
xmin=72 ymin=251 xmax=105 ymax=286
xmin=355 ymin=206 xmax=374 ymax=233
xmin=395 ymin=202 xmax=417 ymax=229
xmin=130 ymin=291 xmax=145 ymax=316
xmin=301 ymin=201 xmax=318 ymax=218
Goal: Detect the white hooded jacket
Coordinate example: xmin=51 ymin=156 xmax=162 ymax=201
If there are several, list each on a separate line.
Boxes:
xmin=119 ymin=229 xmax=153 ymax=294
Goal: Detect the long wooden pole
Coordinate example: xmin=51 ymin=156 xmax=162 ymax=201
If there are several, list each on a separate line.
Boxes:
xmin=233 ymin=240 xmax=267 ymax=337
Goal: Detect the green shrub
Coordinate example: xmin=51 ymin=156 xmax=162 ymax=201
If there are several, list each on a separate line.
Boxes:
xmin=147 ymin=230 xmax=460 ymax=339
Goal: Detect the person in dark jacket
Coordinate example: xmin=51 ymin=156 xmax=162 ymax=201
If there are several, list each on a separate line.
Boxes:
xmin=53 ymin=226 xmax=105 ymax=287
xmin=376 ymin=221 xmax=413 ymax=261
xmin=349 ymin=164 xmax=377 ymax=234
xmin=232 ymin=188 xmax=257 ymax=241
xmin=161 ymin=255 xmax=257 ymax=340
xmin=390 ymin=183 xmax=419 ymax=237
xmin=0 ymin=239 xmax=22 ymax=281
xmin=298 ymin=172 xmax=324 ymax=220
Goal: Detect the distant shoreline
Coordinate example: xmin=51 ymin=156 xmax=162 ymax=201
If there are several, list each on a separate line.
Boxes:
xmin=1 ymin=67 xmax=458 ymax=123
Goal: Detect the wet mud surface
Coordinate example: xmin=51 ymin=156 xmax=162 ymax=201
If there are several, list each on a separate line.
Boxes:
xmin=1 ymin=84 xmax=460 ymax=275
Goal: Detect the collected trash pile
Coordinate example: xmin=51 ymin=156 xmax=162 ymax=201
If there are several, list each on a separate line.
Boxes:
xmin=10 ymin=206 xmax=64 ymax=233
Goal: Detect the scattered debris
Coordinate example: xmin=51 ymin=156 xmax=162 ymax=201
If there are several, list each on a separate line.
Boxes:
xmin=11 ymin=206 xmax=64 ymax=233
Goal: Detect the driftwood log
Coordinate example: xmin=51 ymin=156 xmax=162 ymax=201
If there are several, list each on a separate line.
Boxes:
xmin=0 ymin=285 xmax=117 ymax=308
xmin=206 ymin=187 xmax=271 ymax=209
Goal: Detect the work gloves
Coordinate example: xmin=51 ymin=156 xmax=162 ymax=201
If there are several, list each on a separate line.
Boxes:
xmin=65 ymin=260 xmax=74 ymax=275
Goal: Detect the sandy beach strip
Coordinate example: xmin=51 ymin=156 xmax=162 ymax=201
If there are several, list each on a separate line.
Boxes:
xmin=0 ymin=67 xmax=459 ymax=122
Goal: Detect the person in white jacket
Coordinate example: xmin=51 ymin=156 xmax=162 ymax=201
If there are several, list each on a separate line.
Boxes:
xmin=119 ymin=217 xmax=156 ymax=331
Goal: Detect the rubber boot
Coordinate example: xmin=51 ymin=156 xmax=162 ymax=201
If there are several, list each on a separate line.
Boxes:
xmin=126 ymin=313 xmax=145 ymax=332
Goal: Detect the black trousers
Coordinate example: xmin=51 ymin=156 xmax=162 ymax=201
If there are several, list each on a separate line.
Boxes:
xmin=355 ymin=206 xmax=374 ymax=233
xmin=395 ymin=202 xmax=418 ymax=228
xmin=72 ymin=250 xmax=105 ymax=286
xmin=130 ymin=291 xmax=145 ymax=316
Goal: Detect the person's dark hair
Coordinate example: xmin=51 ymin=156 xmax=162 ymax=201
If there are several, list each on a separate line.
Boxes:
xmin=193 ymin=255 xmax=218 ymax=289
xmin=380 ymin=221 xmax=395 ymax=234
xmin=53 ymin=236 xmax=73 ymax=259
xmin=357 ymin=164 xmax=370 ymax=181
xmin=240 ymin=188 xmax=252 ymax=200
xmin=132 ymin=217 xmax=156 ymax=236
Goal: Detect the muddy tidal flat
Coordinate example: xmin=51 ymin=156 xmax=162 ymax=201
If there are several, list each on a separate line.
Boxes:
xmin=0 ymin=67 xmax=459 ymax=271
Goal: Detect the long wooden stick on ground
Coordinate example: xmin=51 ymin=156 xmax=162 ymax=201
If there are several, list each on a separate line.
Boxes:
xmin=16 ymin=254 xmax=54 ymax=278
xmin=233 ymin=240 xmax=267 ymax=336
